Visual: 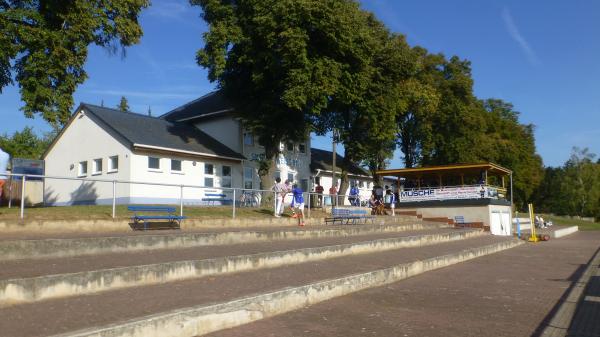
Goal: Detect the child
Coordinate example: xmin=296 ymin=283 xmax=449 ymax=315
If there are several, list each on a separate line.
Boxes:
xmin=386 ymin=189 xmax=396 ymax=216
xmin=291 ymin=183 xmax=305 ymax=226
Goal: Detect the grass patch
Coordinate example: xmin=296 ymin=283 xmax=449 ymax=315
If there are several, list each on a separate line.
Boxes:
xmin=541 ymin=214 xmax=600 ymax=231
xmin=0 ymin=205 xmax=328 ymax=221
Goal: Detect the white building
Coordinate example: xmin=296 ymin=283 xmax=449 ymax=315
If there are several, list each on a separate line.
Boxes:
xmin=161 ymin=91 xmax=312 ymax=192
xmin=309 ymin=148 xmax=373 ymax=206
xmin=44 ymin=92 xmax=375 ymax=206
xmin=43 ymin=103 xmax=246 ymax=205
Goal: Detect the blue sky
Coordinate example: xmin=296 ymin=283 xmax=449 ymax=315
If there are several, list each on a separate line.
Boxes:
xmin=1 ymin=0 xmax=599 ymax=167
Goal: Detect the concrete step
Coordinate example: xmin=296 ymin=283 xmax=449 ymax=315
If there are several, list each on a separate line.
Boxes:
xmin=0 ymin=235 xmax=521 ymax=337
xmin=0 ymin=222 xmax=450 ymax=261
xmin=0 ymin=228 xmax=484 ymax=305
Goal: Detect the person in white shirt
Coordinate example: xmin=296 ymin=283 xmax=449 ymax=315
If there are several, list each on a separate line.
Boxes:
xmin=0 ymin=148 xmax=9 ymax=202
xmin=271 ymin=177 xmax=287 ymax=217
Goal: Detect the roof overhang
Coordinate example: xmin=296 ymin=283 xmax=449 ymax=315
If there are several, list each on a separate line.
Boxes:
xmin=313 ymin=168 xmax=371 ymax=179
xmin=133 ymin=144 xmax=244 ymax=162
xmin=377 ymin=163 xmax=512 ymax=178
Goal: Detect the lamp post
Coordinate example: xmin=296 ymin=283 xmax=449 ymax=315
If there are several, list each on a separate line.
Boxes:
xmin=332 ymin=128 xmax=340 ymax=205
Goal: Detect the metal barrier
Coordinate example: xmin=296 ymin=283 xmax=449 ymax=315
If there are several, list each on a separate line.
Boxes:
xmin=0 ymin=172 xmax=365 ymax=220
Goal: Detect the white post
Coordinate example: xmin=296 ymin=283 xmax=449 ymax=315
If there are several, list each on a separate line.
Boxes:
xmin=307 ymin=192 xmax=311 ymax=218
xmin=232 ymin=189 xmax=236 ymax=218
xmin=180 ymin=185 xmax=184 ymax=217
xmin=20 ymin=176 xmax=26 ymax=219
xmin=8 ymin=175 xmax=13 ymax=208
xmin=112 ymin=180 xmax=116 ymax=219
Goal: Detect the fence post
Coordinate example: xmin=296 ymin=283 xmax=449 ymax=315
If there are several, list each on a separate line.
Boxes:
xmin=307 ymin=192 xmax=311 ymax=218
xmin=232 ymin=189 xmax=236 ymax=219
xmin=180 ymin=185 xmax=184 ymax=217
xmin=8 ymin=175 xmax=12 ymax=208
xmin=112 ymin=180 xmax=116 ymax=219
xmin=20 ymin=175 xmax=26 ymax=219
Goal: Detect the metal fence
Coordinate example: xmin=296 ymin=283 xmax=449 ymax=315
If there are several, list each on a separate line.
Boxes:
xmin=0 ymin=172 xmax=360 ymax=220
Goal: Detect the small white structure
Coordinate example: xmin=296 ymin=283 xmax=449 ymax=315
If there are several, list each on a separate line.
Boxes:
xmin=378 ymin=163 xmax=514 ymax=236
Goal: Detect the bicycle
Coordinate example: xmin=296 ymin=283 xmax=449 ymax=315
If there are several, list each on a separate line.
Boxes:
xmin=239 ymin=190 xmax=261 ymax=207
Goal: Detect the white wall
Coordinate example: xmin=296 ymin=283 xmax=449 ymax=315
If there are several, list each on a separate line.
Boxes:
xmin=44 ymin=109 xmax=132 ymax=205
xmin=194 ymin=117 xmax=242 ymax=153
xmin=315 ymin=174 xmax=373 ymax=206
xmin=128 ymin=151 xmax=242 ymax=205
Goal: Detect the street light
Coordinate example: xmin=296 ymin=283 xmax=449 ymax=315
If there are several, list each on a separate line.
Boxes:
xmin=332 ymin=128 xmax=340 ymax=205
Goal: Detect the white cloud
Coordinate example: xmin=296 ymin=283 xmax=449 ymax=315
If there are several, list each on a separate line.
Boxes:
xmin=502 ymin=7 xmax=540 ymax=66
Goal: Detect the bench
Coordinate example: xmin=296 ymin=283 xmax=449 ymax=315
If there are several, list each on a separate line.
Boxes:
xmin=201 ymin=193 xmax=233 ymax=206
xmin=128 ymin=205 xmax=186 ymax=230
xmin=325 ymin=208 xmax=375 ymax=225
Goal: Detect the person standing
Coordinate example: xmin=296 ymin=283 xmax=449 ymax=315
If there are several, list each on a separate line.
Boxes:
xmin=349 ymin=184 xmax=359 ymax=206
xmin=0 ymin=148 xmax=9 ymax=203
xmin=271 ymin=177 xmax=286 ymax=217
xmin=315 ymin=182 xmax=324 ymax=207
xmin=291 ymin=183 xmax=305 ymax=226
xmin=329 ymin=184 xmax=338 ymax=206
xmin=386 ymin=189 xmax=396 ymax=216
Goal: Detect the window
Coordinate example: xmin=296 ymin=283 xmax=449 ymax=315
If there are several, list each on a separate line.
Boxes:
xmin=78 ymin=161 xmax=88 ymax=176
xmin=222 ymin=165 xmax=232 ymax=188
xmin=274 ymin=170 xmax=281 ymax=180
xmin=92 ymin=158 xmax=102 ymax=175
xmin=287 ymin=172 xmax=294 ymax=183
xmin=298 ymin=143 xmax=306 ymax=154
xmin=243 ymin=132 xmax=254 ymax=146
xmin=300 ymin=179 xmax=309 ymax=192
xmin=286 ymin=142 xmax=294 ymax=152
xmin=108 ymin=156 xmax=118 ymax=172
xmin=204 ymin=163 xmax=214 ymax=187
xmin=148 ymin=157 xmax=160 ymax=170
xmin=171 ymin=159 xmax=182 ymax=172
xmin=244 ymin=167 xmax=254 ymax=189
xmin=314 ymin=176 xmax=321 ymax=185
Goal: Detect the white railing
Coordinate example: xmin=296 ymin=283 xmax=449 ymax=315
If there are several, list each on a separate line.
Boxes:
xmin=0 ymin=172 xmax=362 ymax=220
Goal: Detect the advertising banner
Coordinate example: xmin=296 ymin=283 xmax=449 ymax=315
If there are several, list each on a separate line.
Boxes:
xmin=399 ymin=186 xmax=497 ymax=202
xmin=11 ymin=158 xmax=44 ymax=181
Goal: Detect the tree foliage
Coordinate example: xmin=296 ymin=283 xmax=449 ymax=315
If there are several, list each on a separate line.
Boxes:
xmin=118 ymin=96 xmax=129 ymax=112
xmin=0 ymin=0 xmax=149 ymax=127
xmin=0 ymin=127 xmax=54 ymax=160
xmin=193 ymin=0 xmax=545 ymax=203
xmin=534 ymin=147 xmax=600 ymax=219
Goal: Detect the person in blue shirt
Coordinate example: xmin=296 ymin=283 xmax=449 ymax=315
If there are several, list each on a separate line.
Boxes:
xmin=349 ymin=184 xmax=360 ymax=206
xmin=290 ymin=183 xmax=305 ymax=226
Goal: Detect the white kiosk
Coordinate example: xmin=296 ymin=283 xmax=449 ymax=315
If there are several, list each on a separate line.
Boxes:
xmin=378 ymin=163 xmax=513 ymax=236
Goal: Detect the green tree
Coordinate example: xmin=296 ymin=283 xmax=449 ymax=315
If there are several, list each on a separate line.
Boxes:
xmin=0 ymin=127 xmax=54 ymax=160
xmin=194 ymin=0 xmax=399 ymax=188
xmin=118 ymin=96 xmax=130 ymax=112
xmin=0 ymin=0 xmax=149 ymax=127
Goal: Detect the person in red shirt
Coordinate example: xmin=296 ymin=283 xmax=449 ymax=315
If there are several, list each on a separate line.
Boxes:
xmin=314 ymin=183 xmax=324 ymax=207
xmin=329 ymin=184 xmax=338 ymax=206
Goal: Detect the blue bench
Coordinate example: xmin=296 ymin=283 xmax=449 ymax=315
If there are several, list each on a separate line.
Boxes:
xmin=325 ymin=208 xmax=375 ymax=225
xmin=454 ymin=216 xmax=465 ymax=225
xmin=201 ymin=193 xmax=233 ymax=206
xmin=128 ymin=206 xmax=186 ymax=230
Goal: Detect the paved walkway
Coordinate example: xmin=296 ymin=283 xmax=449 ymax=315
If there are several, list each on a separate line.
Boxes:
xmin=209 ymin=231 xmax=600 ymax=337
xmin=0 ymin=235 xmax=506 ymax=337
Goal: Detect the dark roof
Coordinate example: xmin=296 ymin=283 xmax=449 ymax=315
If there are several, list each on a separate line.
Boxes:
xmin=161 ymin=91 xmax=233 ymax=122
xmin=81 ymin=103 xmax=244 ymax=160
xmin=310 ymin=148 xmax=370 ymax=177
